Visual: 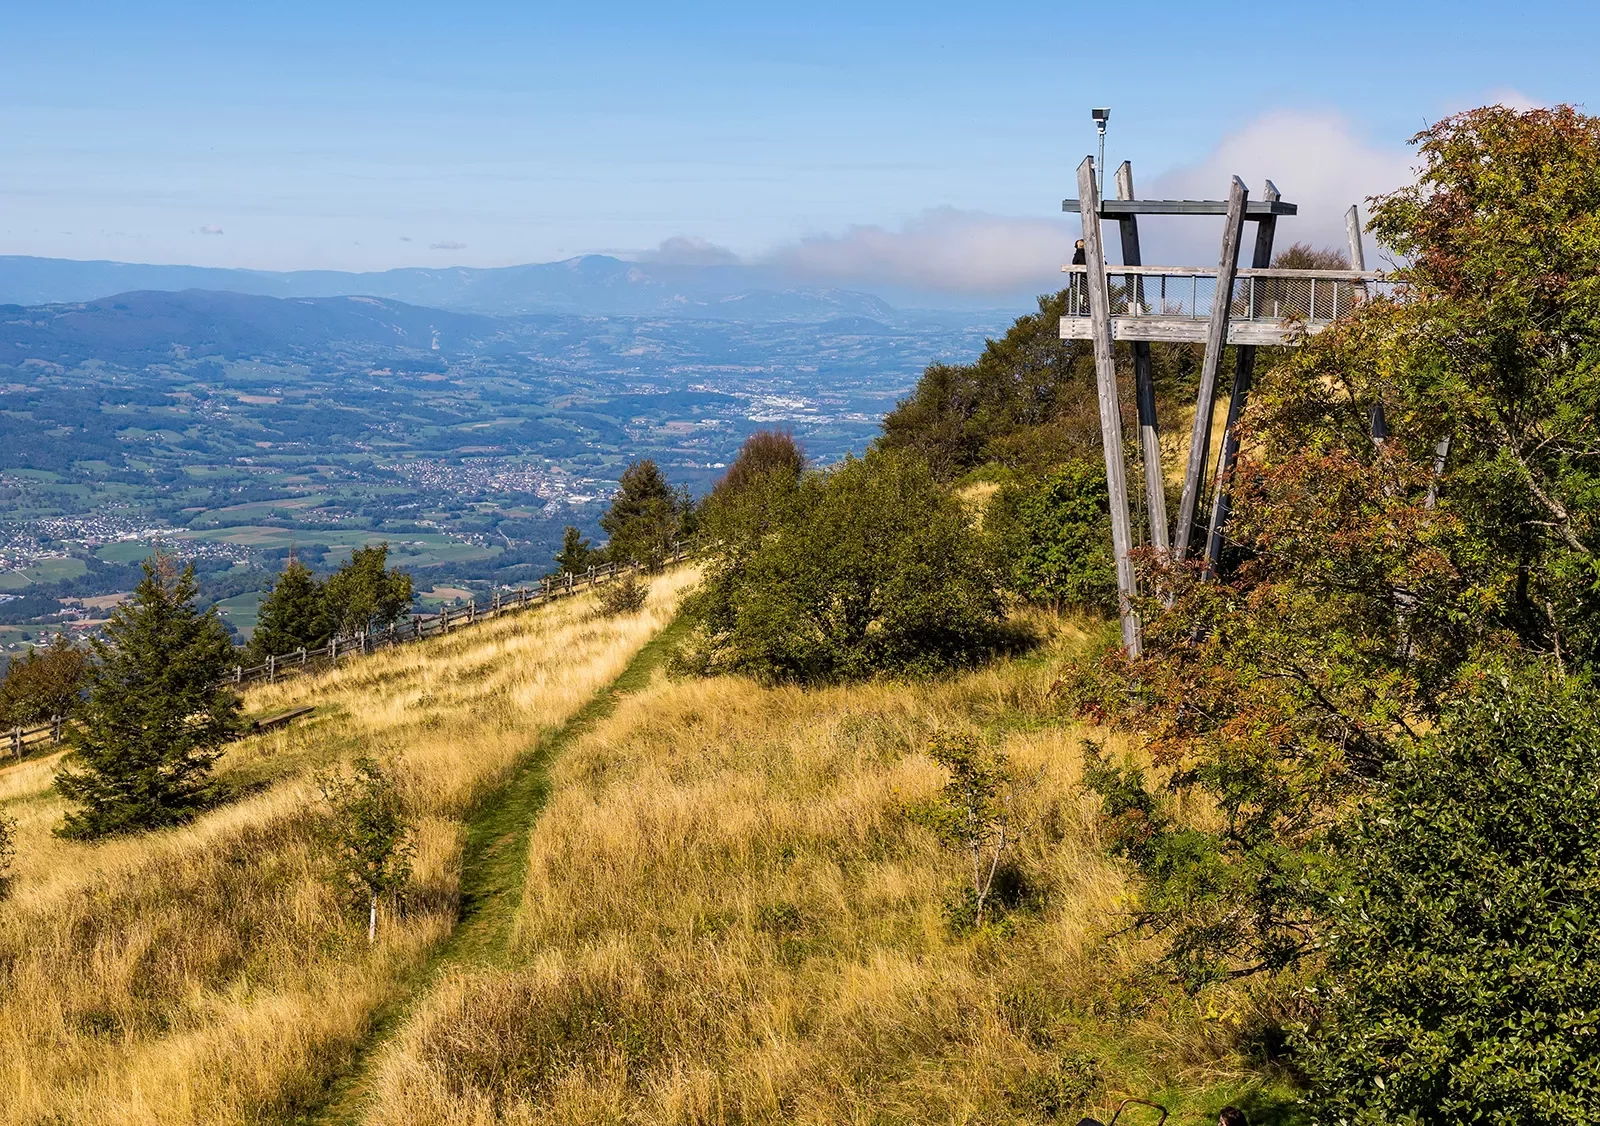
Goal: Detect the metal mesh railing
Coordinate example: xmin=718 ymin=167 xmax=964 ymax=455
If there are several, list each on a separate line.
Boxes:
xmin=1063 ymin=267 xmax=1395 ymax=324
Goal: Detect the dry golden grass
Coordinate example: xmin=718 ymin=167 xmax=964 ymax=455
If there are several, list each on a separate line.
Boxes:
xmin=364 ymin=614 xmax=1266 ymax=1126
xmin=0 ymin=569 xmax=696 ymax=1126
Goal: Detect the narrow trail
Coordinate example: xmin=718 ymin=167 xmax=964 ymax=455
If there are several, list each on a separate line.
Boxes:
xmin=297 ymin=615 xmax=688 ymax=1126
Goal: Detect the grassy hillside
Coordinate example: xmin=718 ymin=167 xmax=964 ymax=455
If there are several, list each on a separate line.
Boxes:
xmin=0 ymin=576 xmax=1290 ymax=1124
xmin=356 ymin=613 xmax=1290 ymax=1126
xmin=0 ymin=568 xmax=696 ymax=1125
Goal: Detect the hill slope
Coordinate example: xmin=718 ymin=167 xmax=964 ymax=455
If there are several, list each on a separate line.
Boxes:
xmin=0 ymin=583 xmax=1289 ymax=1124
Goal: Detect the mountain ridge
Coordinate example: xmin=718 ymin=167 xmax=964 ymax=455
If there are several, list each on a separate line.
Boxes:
xmin=0 ymin=254 xmax=908 ymax=323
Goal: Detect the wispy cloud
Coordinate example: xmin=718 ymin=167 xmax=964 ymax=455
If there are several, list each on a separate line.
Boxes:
xmin=429 ymin=240 xmax=466 ymax=251
xmin=769 ymin=208 xmax=1073 ymax=295
xmin=639 ymin=235 xmax=741 ymax=267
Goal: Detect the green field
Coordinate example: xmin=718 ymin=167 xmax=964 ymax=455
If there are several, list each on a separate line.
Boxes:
xmin=95 ymin=542 xmax=158 ymax=563
xmin=213 ymin=590 xmax=264 ymax=638
xmin=0 ymin=557 xmax=89 ymax=589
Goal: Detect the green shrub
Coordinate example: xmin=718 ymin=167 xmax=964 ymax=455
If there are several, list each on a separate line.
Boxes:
xmin=596 ymin=572 xmax=648 ymax=617
xmin=1303 ymin=664 xmax=1600 ymax=1124
xmin=685 ymin=449 xmax=1005 ymax=683
xmin=991 ymin=460 xmax=1116 ymax=611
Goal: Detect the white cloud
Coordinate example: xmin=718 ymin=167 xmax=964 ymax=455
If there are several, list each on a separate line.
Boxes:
xmin=1137 ymin=112 xmax=1415 ymax=268
xmin=199 ymin=224 xmax=224 ymax=236
xmin=769 ymin=207 xmax=1075 ymax=295
xmin=429 ymin=240 xmax=466 ymax=251
xmin=1474 ymin=88 xmax=1546 ymax=113
xmin=639 ymin=236 xmax=741 ymax=267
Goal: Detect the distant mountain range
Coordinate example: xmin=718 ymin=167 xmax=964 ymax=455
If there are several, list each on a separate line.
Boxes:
xmin=0 ymin=254 xmax=915 ymax=323
xmin=0 ymin=290 xmax=508 ymax=367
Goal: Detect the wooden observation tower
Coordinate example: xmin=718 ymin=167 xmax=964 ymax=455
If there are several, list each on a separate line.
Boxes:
xmin=1062 ymin=156 xmax=1389 ymax=655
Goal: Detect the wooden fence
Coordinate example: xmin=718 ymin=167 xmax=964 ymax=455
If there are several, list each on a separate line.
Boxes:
xmin=223 ymin=538 xmax=700 ymax=689
xmin=1 ymin=539 xmax=701 ymax=764
xmin=5 ymin=717 xmax=66 ymax=761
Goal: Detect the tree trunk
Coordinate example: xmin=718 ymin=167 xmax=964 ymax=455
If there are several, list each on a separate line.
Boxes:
xmin=368 ymin=892 xmax=378 ymax=944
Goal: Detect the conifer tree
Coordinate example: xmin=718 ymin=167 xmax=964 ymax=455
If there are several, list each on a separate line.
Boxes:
xmin=56 ymin=551 xmax=241 ymax=839
xmin=553 ymin=525 xmax=594 ymax=577
xmin=600 ymin=460 xmax=682 ymax=568
xmin=247 ymin=557 xmax=330 ymax=661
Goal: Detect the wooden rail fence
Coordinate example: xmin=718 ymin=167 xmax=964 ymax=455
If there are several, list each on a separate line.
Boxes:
xmin=1 ymin=539 xmax=701 ymax=764
xmin=223 ymin=538 xmax=699 ymax=689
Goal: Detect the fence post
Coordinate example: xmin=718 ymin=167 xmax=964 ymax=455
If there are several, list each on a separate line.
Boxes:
xmin=235 ymin=664 xmax=242 ymax=685
xmin=299 ymin=646 xmax=307 ymax=666
xmin=565 ymin=571 xmax=573 ymax=592
xmin=52 ymin=715 xmax=62 ymax=745
xmin=468 ymin=600 xmax=475 ymax=625
xmin=494 ymin=588 xmax=502 ymax=615
xmin=11 ymin=729 xmax=19 ymax=761
xmin=268 ymin=654 xmax=276 ymax=683
xmin=330 ymin=637 xmax=338 ymax=664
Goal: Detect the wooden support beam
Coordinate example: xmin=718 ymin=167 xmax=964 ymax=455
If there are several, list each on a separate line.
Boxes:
xmin=1173 ymin=176 xmax=1249 ymax=562
xmin=1204 ymin=180 xmax=1281 ymax=576
xmin=1115 ymin=161 xmax=1170 ymax=559
xmin=1345 ymin=204 xmax=1366 ymax=270
xmin=1077 ymin=156 xmax=1141 ymax=655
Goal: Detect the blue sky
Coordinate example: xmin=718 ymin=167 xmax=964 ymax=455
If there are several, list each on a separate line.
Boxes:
xmin=3 ymin=0 xmax=1595 ymax=294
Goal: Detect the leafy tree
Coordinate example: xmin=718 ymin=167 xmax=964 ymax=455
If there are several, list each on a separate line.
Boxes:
xmin=878 ymin=293 xmax=1202 ymax=480
xmin=55 ymin=552 xmax=241 ymax=839
xmin=322 ymin=544 xmax=413 ymax=637
xmin=1304 ymin=665 xmax=1600 ymax=1125
xmin=698 ymin=430 xmax=806 ymax=557
xmin=247 ymin=557 xmax=330 ymax=661
xmin=315 ymin=755 xmax=415 ymax=944
xmin=0 ymin=632 xmax=90 ymax=728
xmin=879 ymin=292 xmax=1096 ymax=479
xmin=685 ymin=449 xmax=1004 ymax=683
xmin=553 ymin=525 xmax=596 ymax=577
xmin=600 ymin=460 xmax=685 ymax=568
xmin=990 ymin=460 xmax=1117 ymax=611
xmin=1271 ymin=242 xmax=1349 ymax=270
xmin=715 ymin=430 xmax=805 ymax=499
xmin=1073 ymin=104 xmax=1600 ymax=986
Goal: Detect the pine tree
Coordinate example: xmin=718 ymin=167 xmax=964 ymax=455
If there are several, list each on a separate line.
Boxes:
xmin=553 ymin=525 xmax=594 ymax=577
xmin=55 ymin=551 xmax=242 ymax=839
xmin=600 ymin=460 xmax=682 ymax=568
xmin=247 ymin=557 xmax=330 ymax=662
